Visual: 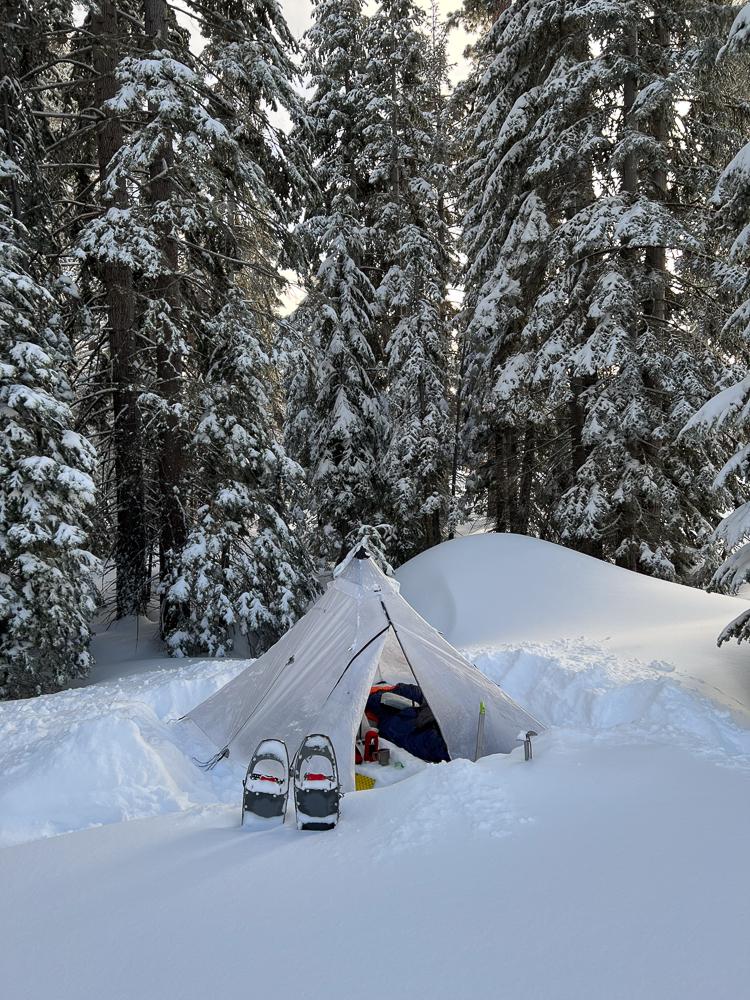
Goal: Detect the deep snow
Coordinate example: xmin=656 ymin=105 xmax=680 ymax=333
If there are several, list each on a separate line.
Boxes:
xmin=2 ymin=534 xmax=750 ymax=999
xmin=397 ymin=532 xmax=750 ymax=720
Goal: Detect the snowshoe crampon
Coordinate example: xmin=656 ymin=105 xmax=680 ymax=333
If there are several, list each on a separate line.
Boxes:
xmin=293 ymin=735 xmax=340 ymax=831
xmin=241 ymin=739 xmax=290 ymax=825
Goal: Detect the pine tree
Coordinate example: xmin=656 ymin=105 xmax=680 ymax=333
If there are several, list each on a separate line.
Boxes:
xmin=456 ymin=0 xmax=568 ymax=538
xmin=88 ymin=1 xmax=148 ymax=619
xmin=154 ymin=0 xmax=315 ymax=651
xmin=288 ymin=0 xmax=389 ymax=567
xmin=546 ymin=0 xmax=744 ymax=581
xmin=1 ymin=5 xmax=98 ymax=697
xmin=70 ymin=0 xmax=313 ymax=645
xmin=165 ymin=293 xmax=315 ymax=656
xmin=681 ymin=6 xmax=750 ymax=640
xmin=457 ymin=0 xmax=745 ymax=582
xmin=360 ymin=0 xmax=455 ymax=563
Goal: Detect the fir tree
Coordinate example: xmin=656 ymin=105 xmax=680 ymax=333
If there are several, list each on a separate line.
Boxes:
xmin=155 ymin=0 xmax=314 ymax=649
xmin=457 ymin=0 xmax=745 ymax=582
xmin=681 ymin=5 xmax=750 ymax=641
xmin=456 ymin=0 xmax=569 ymax=538
xmin=360 ymin=0 xmax=455 ymax=563
xmin=288 ymin=0 xmax=389 ymax=567
xmin=1 ymin=7 xmax=98 ymax=696
xmin=72 ymin=0 xmax=312 ymax=645
xmin=165 ymin=293 xmax=315 ymax=656
xmin=547 ymin=0 xmax=745 ymax=581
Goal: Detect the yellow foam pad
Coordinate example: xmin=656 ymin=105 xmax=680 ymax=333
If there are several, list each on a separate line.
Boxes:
xmin=355 ymin=772 xmax=376 ymax=791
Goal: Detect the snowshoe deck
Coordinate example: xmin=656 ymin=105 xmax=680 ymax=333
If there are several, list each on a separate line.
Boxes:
xmin=293 ymin=735 xmax=340 ymax=831
xmin=241 ymin=739 xmax=290 ymax=825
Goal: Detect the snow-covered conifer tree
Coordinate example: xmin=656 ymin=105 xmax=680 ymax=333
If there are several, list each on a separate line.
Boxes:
xmin=72 ymin=0 xmax=313 ymax=646
xmin=165 ymin=293 xmax=315 ymax=656
xmin=288 ymin=0 xmax=390 ymax=567
xmin=542 ymin=1 xmax=744 ymax=580
xmin=681 ymin=6 xmax=750 ymax=640
xmin=458 ymin=0 xmax=744 ymax=582
xmin=0 ymin=16 xmax=98 ymax=697
xmin=456 ymin=0 xmax=573 ymax=537
xmin=358 ymin=0 xmax=455 ymax=563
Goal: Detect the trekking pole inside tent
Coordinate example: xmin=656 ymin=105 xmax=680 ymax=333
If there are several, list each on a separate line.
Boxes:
xmin=474 ymin=701 xmax=486 ymax=761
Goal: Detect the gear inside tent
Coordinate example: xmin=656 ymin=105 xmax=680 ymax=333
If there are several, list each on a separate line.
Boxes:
xmin=182 ymin=545 xmax=542 ymax=792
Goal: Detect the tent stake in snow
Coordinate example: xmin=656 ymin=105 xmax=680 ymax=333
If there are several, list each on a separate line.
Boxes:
xmin=474 ymin=701 xmax=486 ymax=761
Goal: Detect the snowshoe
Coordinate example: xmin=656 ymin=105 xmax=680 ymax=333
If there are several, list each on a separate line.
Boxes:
xmin=241 ymin=739 xmax=290 ymax=825
xmin=292 ymin=735 xmax=341 ymax=831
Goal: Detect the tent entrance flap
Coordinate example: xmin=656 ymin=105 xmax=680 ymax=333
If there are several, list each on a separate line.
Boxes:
xmin=376 ymin=600 xmax=450 ymax=762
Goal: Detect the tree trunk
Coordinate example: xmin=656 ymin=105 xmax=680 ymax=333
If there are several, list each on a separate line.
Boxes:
xmin=492 ymin=427 xmax=513 ymax=533
xmin=513 ymin=423 xmax=535 ymax=535
xmin=92 ymin=2 xmax=147 ymax=618
xmin=0 ymin=3 xmax=22 ymax=222
xmin=645 ymin=14 xmax=669 ymax=329
xmin=144 ymin=0 xmax=187 ymax=634
xmin=614 ymin=21 xmax=642 ymax=571
xmin=621 ymin=25 xmax=639 ymax=200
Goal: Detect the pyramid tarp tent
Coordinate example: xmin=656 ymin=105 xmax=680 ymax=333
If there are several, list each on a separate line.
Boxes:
xmin=183 ymin=547 xmax=542 ymax=791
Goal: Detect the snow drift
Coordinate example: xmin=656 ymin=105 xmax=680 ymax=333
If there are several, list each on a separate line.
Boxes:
xmin=396 ymin=532 xmax=750 ymax=721
xmin=0 ymin=659 xmax=247 ymax=847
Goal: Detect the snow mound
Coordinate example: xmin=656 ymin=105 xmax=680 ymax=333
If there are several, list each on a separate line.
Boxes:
xmin=0 ymin=659 xmax=246 ymax=847
xmin=396 ymin=532 xmax=750 ymax=721
xmin=475 ymin=641 xmax=750 ymax=758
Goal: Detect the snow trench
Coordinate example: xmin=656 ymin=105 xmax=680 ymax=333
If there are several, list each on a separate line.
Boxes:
xmin=473 ymin=639 xmax=750 ymax=759
xmin=1 ymin=639 xmax=749 ymax=847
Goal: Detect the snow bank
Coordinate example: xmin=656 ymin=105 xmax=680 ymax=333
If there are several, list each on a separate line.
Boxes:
xmin=0 ymin=659 xmax=246 ymax=847
xmin=475 ymin=641 xmax=750 ymax=758
xmin=396 ymin=532 xmax=750 ymax=720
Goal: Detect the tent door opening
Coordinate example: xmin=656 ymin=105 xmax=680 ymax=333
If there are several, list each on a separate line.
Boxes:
xmin=363 ymin=681 xmax=449 ymax=764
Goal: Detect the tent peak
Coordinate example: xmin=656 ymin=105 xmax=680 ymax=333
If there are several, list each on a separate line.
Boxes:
xmin=333 ymin=541 xmax=375 ymax=578
xmin=332 ymin=542 xmax=400 ymax=596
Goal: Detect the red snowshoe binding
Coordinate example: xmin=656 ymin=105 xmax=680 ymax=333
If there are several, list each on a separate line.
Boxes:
xmin=241 ymin=739 xmax=290 ymax=825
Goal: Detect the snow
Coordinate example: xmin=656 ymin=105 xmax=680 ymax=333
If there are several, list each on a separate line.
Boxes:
xmin=2 ymin=534 xmax=750 ymax=998
xmin=0 ymin=655 xmax=246 ymax=847
xmin=396 ymin=533 xmax=750 ymax=723
xmin=2 ymin=736 xmax=749 ymax=1000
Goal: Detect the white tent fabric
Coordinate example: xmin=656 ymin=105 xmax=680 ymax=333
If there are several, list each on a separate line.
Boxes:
xmin=183 ymin=548 xmax=542 ymax=791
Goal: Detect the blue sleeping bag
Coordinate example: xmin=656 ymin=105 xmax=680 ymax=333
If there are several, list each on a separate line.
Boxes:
xmin=365 ymin=683 xmax=449 ymax=763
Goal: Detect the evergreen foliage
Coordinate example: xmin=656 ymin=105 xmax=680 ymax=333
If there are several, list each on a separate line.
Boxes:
xmin=4 ymin=0 xmax=750 ymax=694
xmin=287 ymin=0 xmax=389 ymax=567
xmin=456 ymin=0 xmax=747 ymax=583
xmin=682 ymin=5 xmax=750 ymax=642
xmin=290 ymin=0 xmax=455 ymax=568
xmin=165 ymin=292 xmax=315 ymax=656
xmin=361 ymin=0 xmax=455 ymax=563
xmin=1 ymin=5 xmax=98 ymax=695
